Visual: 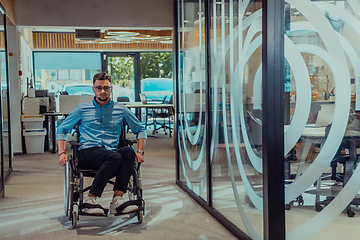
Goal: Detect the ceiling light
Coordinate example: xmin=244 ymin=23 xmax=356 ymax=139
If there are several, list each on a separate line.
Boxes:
xmin=104 ymin=35 xmax=120 ymax=39
xmin=115 ymin=38 xmax=131 ymax=41
xmin=100 ymin=41 xmax=116 ymax=44
xmin=131 ymin=36 xmax=161 ymax=40
xmin=160 ymin=40 xmax=172 ymax=44
xmin=106 ymin=31 xmax=139 ymax=37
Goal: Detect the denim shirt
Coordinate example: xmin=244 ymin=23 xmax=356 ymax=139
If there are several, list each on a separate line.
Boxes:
xmin=56 ymin=97 xmax=147 ymax=150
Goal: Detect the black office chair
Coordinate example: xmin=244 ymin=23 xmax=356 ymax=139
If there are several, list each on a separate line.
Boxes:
xmin=314 ymin=123 xmax=360 ymax=217
xmin=117 ymin=96 xmax=130 ymax=102
xmin=150 ymin=95 xmax=173 ymax=136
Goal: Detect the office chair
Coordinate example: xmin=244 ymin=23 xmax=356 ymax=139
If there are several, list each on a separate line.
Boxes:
xmin=150 ymin=95 xmax=173 ymax=137
xmin=314 ymin=123 xmax=360 ymax=217
xmin=117 ymin=96 xmax=130 ymax=102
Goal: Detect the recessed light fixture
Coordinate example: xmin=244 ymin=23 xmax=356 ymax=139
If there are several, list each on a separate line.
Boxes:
xmin=106 ymin=31 xmax=139 ymax=37
xmin=99 ymin=41 xmax=116 ymax=44
xmin=160 ymin=40 xmax=172 ymax=44
xmin=131 ymin=36 xmax=161 ymax=40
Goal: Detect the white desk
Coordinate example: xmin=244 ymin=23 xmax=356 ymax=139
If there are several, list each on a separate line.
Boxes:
xmin=297 ymin=127 xmax=326 ymax=179
xmin=285 ymin=126 xmax=360 ymax=180
xmin=122 ymin=102 xmax=173 ymax=110
xmin=285 ymin=125 xmax=326 ymax=179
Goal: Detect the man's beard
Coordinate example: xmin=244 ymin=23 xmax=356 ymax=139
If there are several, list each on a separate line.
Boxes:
xmin=97 ymin=96 xmax=109 ymax=102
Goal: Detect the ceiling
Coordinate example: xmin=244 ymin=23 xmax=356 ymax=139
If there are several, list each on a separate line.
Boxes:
xmin=28 ymin=27 xmax=173 ymax=45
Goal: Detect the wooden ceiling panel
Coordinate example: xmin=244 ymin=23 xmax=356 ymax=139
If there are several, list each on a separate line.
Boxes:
xmin=33 ymin=31 xmax=173 ymax=50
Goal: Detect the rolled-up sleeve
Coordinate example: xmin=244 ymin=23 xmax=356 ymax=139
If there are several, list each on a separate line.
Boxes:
xmin=56 ymin=105 xmax=82 ymax=141
xmin=124 ymin=107 xmax=147 ymax=140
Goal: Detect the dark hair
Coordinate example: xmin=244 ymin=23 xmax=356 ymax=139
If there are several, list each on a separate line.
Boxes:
xmin=93 ymin=72 xmax=111 ymax=84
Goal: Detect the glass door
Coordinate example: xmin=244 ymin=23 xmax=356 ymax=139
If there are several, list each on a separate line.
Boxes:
xmin=103 ymin=53 xmax=137 ymax=102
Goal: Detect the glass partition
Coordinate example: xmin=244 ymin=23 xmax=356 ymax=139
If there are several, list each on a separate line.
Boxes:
xmin=178 ymin=0 xmax=264 ymax=237
xmin=210 ymin=0 xmax=264 ymax=237
xmin=33 ymin=52 xmax=102 ymax=112
xmin=284 ymin=0 xmax=360 ymax=239
xmin=178 ymin=0 xmax=207 ymax=201
xmin=0 ymin=5 xmax=8 ymax=196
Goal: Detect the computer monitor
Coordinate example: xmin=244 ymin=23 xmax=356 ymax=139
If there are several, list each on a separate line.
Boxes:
xmin=35 ymin=89 xmax=48 ymax=97
xmin=315 ymin=104 xmax=335 ymax=127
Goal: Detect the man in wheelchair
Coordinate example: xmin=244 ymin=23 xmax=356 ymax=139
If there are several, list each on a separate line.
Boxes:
xmin=57 ymin=72 xmax=147 ymax=216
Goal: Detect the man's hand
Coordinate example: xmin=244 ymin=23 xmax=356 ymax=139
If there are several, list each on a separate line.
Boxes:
xmin=136 ymin=152 xmax=144 ymax=163
xmin=57 ymin=140 xmax=68 ymax=167
xmin=136 ymin=138 xmax=146 ymax=163
xmin=59 ymin=153 xmax=68 ymax=167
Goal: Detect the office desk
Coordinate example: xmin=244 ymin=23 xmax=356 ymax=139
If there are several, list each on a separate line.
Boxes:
xmin=119 ymin=102 xmax=174 ymax=118
xmin=296 ymin=127 xmax=327 ymax=179
xmin=123 ymin=102 xmax=174 ymax=137
xmin=284 ymin=125 xmax=326 ymax=179
xmin=289 ymin=127 xmax=360 ymax=180
xmin=122 ymin=102 xmax=173 ymax=110
xmin=44 ymin=103 xmax=174 ymax=153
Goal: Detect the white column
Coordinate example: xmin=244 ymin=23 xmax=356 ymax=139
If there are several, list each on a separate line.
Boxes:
xmin=7 ymin=21 xmax=22 ymax=154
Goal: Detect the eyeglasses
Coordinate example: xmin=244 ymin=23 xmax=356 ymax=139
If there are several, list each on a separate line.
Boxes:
xmin=94 ymin=86 xmax=111 ymax=92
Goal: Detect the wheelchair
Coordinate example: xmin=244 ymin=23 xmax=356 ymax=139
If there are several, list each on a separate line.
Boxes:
xmin=63 ymin=135 xmax=145 ymax=228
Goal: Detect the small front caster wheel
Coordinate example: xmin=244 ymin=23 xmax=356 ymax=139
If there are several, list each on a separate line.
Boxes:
xmin=138 ymin=211 xmax=143 ymax=223
xmin=72 ymin=211 xmax=77 ymax=228
xmin=285 ymin=204 xmax=291 ymax=210
xmin=315 ymin=204 xmax=323 ymax=212
xmin=347 ymin=210 xmax=355 ymax=217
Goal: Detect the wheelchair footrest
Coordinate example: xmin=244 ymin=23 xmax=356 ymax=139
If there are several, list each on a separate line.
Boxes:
xmin=114 ymin=199 xmax=144 ymax=216
xmin=79 ymin=203 xmax=109 ymax=217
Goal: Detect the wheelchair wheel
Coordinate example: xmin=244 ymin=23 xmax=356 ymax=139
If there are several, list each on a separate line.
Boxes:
xmin=64 ymin=160 xmax=73 ymax=217
xmin=137 ymin=210 xmax=143 ymax=223
xmin=127 ymin=170 xmax=136 ymax=201
xmin=128 ymin=167 xmax=142 ymax=201
xmin=72 ymin=211 xmax=77 ymax=228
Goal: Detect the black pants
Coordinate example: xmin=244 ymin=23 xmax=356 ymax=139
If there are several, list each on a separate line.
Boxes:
xmin=78 ymin=146 xmax=135 ymax=197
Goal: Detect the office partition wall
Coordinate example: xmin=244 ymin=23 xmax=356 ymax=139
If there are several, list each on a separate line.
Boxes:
xmin=176 ymin=0 xmax=274 ymax=239
xmin=284 ymin=1 xmax=360 ymax=239
xmin=0 ymin=4 xmax=10 ymax=196
xmin=176 ymin=0 xmax=360 ymax=239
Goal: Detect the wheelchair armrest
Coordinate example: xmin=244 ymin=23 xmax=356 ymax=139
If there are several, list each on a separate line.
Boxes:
xmin=69 ymin=141 xmax=80 ymax=148
xmin=124 ymin=139 xmax=138 ymax=146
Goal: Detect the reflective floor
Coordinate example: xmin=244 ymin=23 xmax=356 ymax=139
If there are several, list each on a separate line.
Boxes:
xmin=0 ymin=131 xmax=236 ymax=240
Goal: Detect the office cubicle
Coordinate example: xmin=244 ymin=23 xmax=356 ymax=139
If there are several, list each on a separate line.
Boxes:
xmin=175 ymin=0 xmax=360 ymax=239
